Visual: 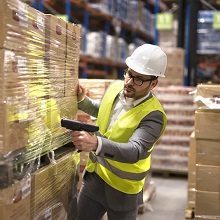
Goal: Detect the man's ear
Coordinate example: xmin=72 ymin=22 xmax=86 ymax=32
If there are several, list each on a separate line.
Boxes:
xmin=150 ymin=79 xmax=158 ymax=90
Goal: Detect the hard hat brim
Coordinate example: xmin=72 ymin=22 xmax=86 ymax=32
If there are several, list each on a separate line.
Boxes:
xmin=125 ymin=57 xmax=166 ymax=78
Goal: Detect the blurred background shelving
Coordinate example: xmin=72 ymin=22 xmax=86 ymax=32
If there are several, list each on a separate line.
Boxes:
xmin=28 ymin=0 xmax=220 ymax=86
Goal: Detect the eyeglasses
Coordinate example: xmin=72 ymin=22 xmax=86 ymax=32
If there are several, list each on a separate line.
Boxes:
xmin=124 ymin=69 xmax=153 ymax=86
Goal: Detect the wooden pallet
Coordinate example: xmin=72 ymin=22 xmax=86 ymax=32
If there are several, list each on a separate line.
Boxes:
xmin=185 ymin=208 xmax=195 ymax=219
xmin=152 ymin=168 xmax=188 ymax=178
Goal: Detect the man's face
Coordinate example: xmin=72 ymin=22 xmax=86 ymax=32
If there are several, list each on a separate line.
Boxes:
xmin=123 ymin=68 xmax=158 ymax=99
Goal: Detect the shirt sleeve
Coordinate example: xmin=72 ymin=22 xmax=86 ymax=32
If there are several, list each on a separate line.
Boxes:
xmin=97 ymin=110 xmax=165 ymax=163
xmin=95 ymin=136 xmax=102 ymax=154
xmin=78 ymin=96 xmax=100 ymax=118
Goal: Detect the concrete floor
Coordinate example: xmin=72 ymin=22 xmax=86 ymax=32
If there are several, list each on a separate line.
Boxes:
xmin=138 ymin=175 xmax=188 ymax=220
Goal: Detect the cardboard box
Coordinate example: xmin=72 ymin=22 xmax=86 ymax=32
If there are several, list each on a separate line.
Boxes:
xmin=46 ymin=59 xmax=66 ymax=78
xmin=34 ymin=203 xmax=67 ymax=220
xmin=0 ymin=119 xmax=28 ymax=154
xmin=163 ymin=47 xmax=185 ymax=67
xmin=64 ymin=77 xmax=78 ymax=97
xmin=27 ymin=55 xmax=46 ymax=80
xmin=188 ymin=132 xmax=196 ymax=172
xmin=65 ymin=61 xmax=79 ymax=79
xmin=65 ymin=23 xmax=81 ymax=96
xmin=79 ymin=78 xmax=114 ymax=100
xmin=187 ymin=187 xmax=196 ymax=209
xmin=45 ymin=14 xmax=67 ymax=59
xmin=0 ymin=0 xmax=45 ymax=53
xmin=158 ymin=65 xmax=184 ymax=86
xmin=159 ymin=31 xmax=177 ymax=48
xmin=56 ymin=96 xmax=78 ymax=119
xmin=0 ymin=1 xmax=46 ymax=65
xmin=45 ymin=58 xmax=66 ymax=98
xmin=195 ymin=191 xmax=220 ymax=217
xmin=157 ymin=47 xmax=185 ymax=86
xmin=26 ymin=5 xmax=45 ymax=55
xmin=44 ymin=97 xmax=73 ymax=150
xmin=187 ymin=133 xmax=196 ymax=209
xmin=31 ymin=152 xmax=79 ymax=219
xmin=66 ymin=22 xmax=81 ymax=61
xmin=0 ymin=49 xmax=29 ymax=95
xmin=195 ymin=84 xmax=220 ymax=109
xmin=0 ymin=49 xmax=30 ymax=153
xmin=0 ymin=0 xmax=29 ymax=50
xmin=0 ymin=178 xmax=31 ymax=220
xmin=196 ymin=139 xmax=220 ymax=166
xmin=49 ymin=77 xmax=65 ymax=98
xmin=196 ymin=84 xmax=220 ymax=98
xmin=196 ymin=165 xmax=220 ymax=192
xmin=195 ymin=217 xmax=220 ymax=220
xmin=195 ymin=109 xmax=220 ymax=140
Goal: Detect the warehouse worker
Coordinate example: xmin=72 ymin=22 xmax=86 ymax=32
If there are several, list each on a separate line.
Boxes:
xmin=71 ymin=44 xmax=167 ymax=220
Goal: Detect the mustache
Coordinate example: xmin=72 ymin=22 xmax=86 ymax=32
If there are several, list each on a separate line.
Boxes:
xmin=124 ymin=85 xmax=135 ymax=92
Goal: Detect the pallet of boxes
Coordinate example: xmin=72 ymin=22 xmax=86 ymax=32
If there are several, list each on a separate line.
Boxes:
xmin=0 ymin=0 xmax=81 ymax=219
xmin=151 ymin=46 xmax=197 ymax=175
xmin=152 ymin=86 xmax=196 ymax=175
xmin=186 ymin=84 xmax=220 ymax=219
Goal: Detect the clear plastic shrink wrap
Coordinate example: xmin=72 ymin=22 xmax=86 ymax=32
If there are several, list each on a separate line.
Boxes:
xmin=0 ymin=0 xmax=81 ymax=219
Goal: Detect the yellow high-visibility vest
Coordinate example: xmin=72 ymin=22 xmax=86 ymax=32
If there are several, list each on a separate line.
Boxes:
xmin=86 ymin=81 xmax=167 ymax=194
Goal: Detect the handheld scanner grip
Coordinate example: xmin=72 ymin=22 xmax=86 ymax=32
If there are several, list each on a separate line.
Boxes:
xmin=61 ymin=119 xmax=99 ymax=132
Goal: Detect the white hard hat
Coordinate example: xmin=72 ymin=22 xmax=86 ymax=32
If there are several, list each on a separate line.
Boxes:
xmin=125 ymin=44 xmax=167 ymax=77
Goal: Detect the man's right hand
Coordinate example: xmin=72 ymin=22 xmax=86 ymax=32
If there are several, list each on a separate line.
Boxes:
xmin=77 ymin=83 xmax=86 ymax=102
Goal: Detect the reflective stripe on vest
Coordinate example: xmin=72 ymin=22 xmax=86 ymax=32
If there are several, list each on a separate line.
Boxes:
xmin=89 ymin=152 xmax=151 ymax=180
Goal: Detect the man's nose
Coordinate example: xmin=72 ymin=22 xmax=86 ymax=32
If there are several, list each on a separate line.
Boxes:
xmin=126 ymin=77 xmax=134 ymax=85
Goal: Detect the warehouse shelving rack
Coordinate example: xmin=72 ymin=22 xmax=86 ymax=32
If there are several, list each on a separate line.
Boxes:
xmin=31 ymin=0 xmax=167 ymax=79
xmin=30 ymin=0 xmax=220 ymax=84
xmin=172 ymin=0 xmax=220 ymax=86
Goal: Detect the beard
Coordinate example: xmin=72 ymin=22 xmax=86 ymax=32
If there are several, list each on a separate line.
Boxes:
xmin=123 ymin=85 xmax=135 ymax=98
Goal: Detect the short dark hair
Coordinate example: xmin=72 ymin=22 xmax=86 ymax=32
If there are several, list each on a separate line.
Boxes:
xmin=150 ymin=76 xmax=158 ymax=81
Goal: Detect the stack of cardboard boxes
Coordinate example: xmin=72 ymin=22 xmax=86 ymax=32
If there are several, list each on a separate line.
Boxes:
xmin=187 ymin=84 xmax=220 ymax=219
xmin=0 ymin=0 xmax=81 ymax=158
xmin=152 ymin=86 xmax=196 ymax=173
xmin=159 ymin=47 xmax=185 ymax=87
xmin=0 ymin=0 xmax=81 ymax=218
xmin=76 ymin=78 xmax=115 ymax=122
xmin=31 ymin=150 xmax=79 ymax=220
xmin=186 ymin=131 xmax=196 ymax=217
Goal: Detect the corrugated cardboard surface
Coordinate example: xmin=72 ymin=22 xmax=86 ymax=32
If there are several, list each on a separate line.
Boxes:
xmin=0 ymin=179 xmax=31 ymax=220
xmin=195 ymin=110 xmax=220 ymax=140
xmin=31 ymin=151 xmax=79 ymax=219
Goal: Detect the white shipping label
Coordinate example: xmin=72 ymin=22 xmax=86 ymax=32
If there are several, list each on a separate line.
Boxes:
xmin=18 ymin=2 xmax=28 ymax=28
xmin=37 ymin=14 xmax=45 ymax=32
xmin=44 ymin=208 xmax=52 ymax=220
xmin=21 ymin=176 xmax=31 ymax=199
